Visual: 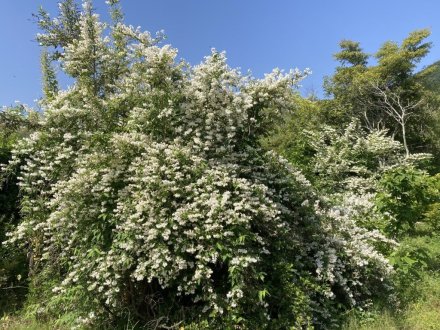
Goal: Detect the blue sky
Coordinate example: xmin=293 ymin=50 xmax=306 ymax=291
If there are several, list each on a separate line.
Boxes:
xmin=0 ymin=0 xmax=439 ymax=107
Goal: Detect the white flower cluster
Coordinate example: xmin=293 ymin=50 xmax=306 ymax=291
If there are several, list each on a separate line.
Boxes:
xmin=314 ymin=199 xmax=396 ymax=308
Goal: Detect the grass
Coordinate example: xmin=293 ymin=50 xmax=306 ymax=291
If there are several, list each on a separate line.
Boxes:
xmin=344 ymin=276 xmax=440 ymax=329
xmin=343 ymin=311 xmax=399 ymax=330
xmin=0 ymin=316 xmax=61 ymax=330
xmin=403 ymin=274 xmax=440 ymax=330
xmin=344 ymin=275 xmax=440 ymax=329
xmin=344 ymin=232 xmax=440 ymax=330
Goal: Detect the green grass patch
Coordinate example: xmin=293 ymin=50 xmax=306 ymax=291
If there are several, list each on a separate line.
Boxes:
xmin=344 ymin=232 xmax=440 ymax=330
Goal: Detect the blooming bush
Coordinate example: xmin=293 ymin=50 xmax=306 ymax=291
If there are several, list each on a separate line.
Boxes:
xmin=303 ymin=121 xmax=433 ymax=234
xmin=306 ymin=121 xmax=403 ymax=194
xmin=1 ymin=2 xmax=395 ymax=328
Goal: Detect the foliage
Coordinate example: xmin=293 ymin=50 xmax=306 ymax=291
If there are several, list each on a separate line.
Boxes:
xmin=261 ymin=95 xmax=324 ymax=178
xmin=343 ymin=235 xmax=440 ymax=330
xmin=324 ymin=29 xmax=433 ymax=156
xmin=305 ymin=121 xmax=404 ymax=193
xmin=271 ymin=116 xmax=438 ymax=238
xmin=40 ymin=49 xmax=59 ymax=101
xmin=0 ymin=106 xmax=39 ymax=315
xmin=33 ymin=0 xmax=81 ymax=58
xmin=376 ymin=167 xmax=440 ymax=237
xmin=417 ymin=61 xmax=440 ymax=168
xmin=417 ymin=60 xmax=440 ymax=92
xmin=269 ymin=119 xmax=406 ymax=234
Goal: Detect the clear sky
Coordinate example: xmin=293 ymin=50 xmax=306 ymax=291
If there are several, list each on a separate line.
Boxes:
xmin=1 ymin=0 xmax=439 ymax=107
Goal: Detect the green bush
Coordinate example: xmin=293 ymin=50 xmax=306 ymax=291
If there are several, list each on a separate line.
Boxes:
xmin=0 ymin=106 xmax=39 ymax=315
xmin=376 ymin=166 xmax=440 ymax=237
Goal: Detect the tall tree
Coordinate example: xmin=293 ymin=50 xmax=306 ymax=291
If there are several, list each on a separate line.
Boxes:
xmin=324 ymin=29 xmax=432 ymax=154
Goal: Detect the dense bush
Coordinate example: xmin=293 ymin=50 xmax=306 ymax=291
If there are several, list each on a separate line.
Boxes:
xmin=266 ymin=104 xmax=440 ymax=329
xmin=0 ymin=2 xmax=396 ymax=328
xmin=0 ymin=106 xmax=39 ymax=315
xmin=376 ymin=167 xmax=440 ymax=237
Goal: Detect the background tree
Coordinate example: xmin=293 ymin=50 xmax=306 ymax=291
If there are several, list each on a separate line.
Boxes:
xmin=324 ymin=29 xmax=432 ymax=156
xmin=366 ymin=82 xmax=423 ymax=157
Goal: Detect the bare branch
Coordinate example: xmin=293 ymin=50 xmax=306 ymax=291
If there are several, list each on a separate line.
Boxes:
xmin=366 ymin=80 xmax=424 ymax=157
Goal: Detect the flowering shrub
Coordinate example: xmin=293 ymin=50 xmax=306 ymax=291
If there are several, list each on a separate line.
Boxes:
xmin=303 ymin=121 xmax=432 ymax=234
xmin=306 ymin=121 xmax=403 ymax=194
xmin=1 ymin=2 xmax=394 ymax=328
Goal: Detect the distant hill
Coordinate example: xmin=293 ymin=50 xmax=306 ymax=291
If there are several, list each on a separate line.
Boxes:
xmin=418 ymin=60 xmax=440 ymax=91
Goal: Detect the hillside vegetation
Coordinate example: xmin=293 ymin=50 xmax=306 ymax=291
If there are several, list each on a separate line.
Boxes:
xmin=1 ymin=1 xmax=440 ymax=329
xmin=419 ymin=60 xmax=440 ymax=91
